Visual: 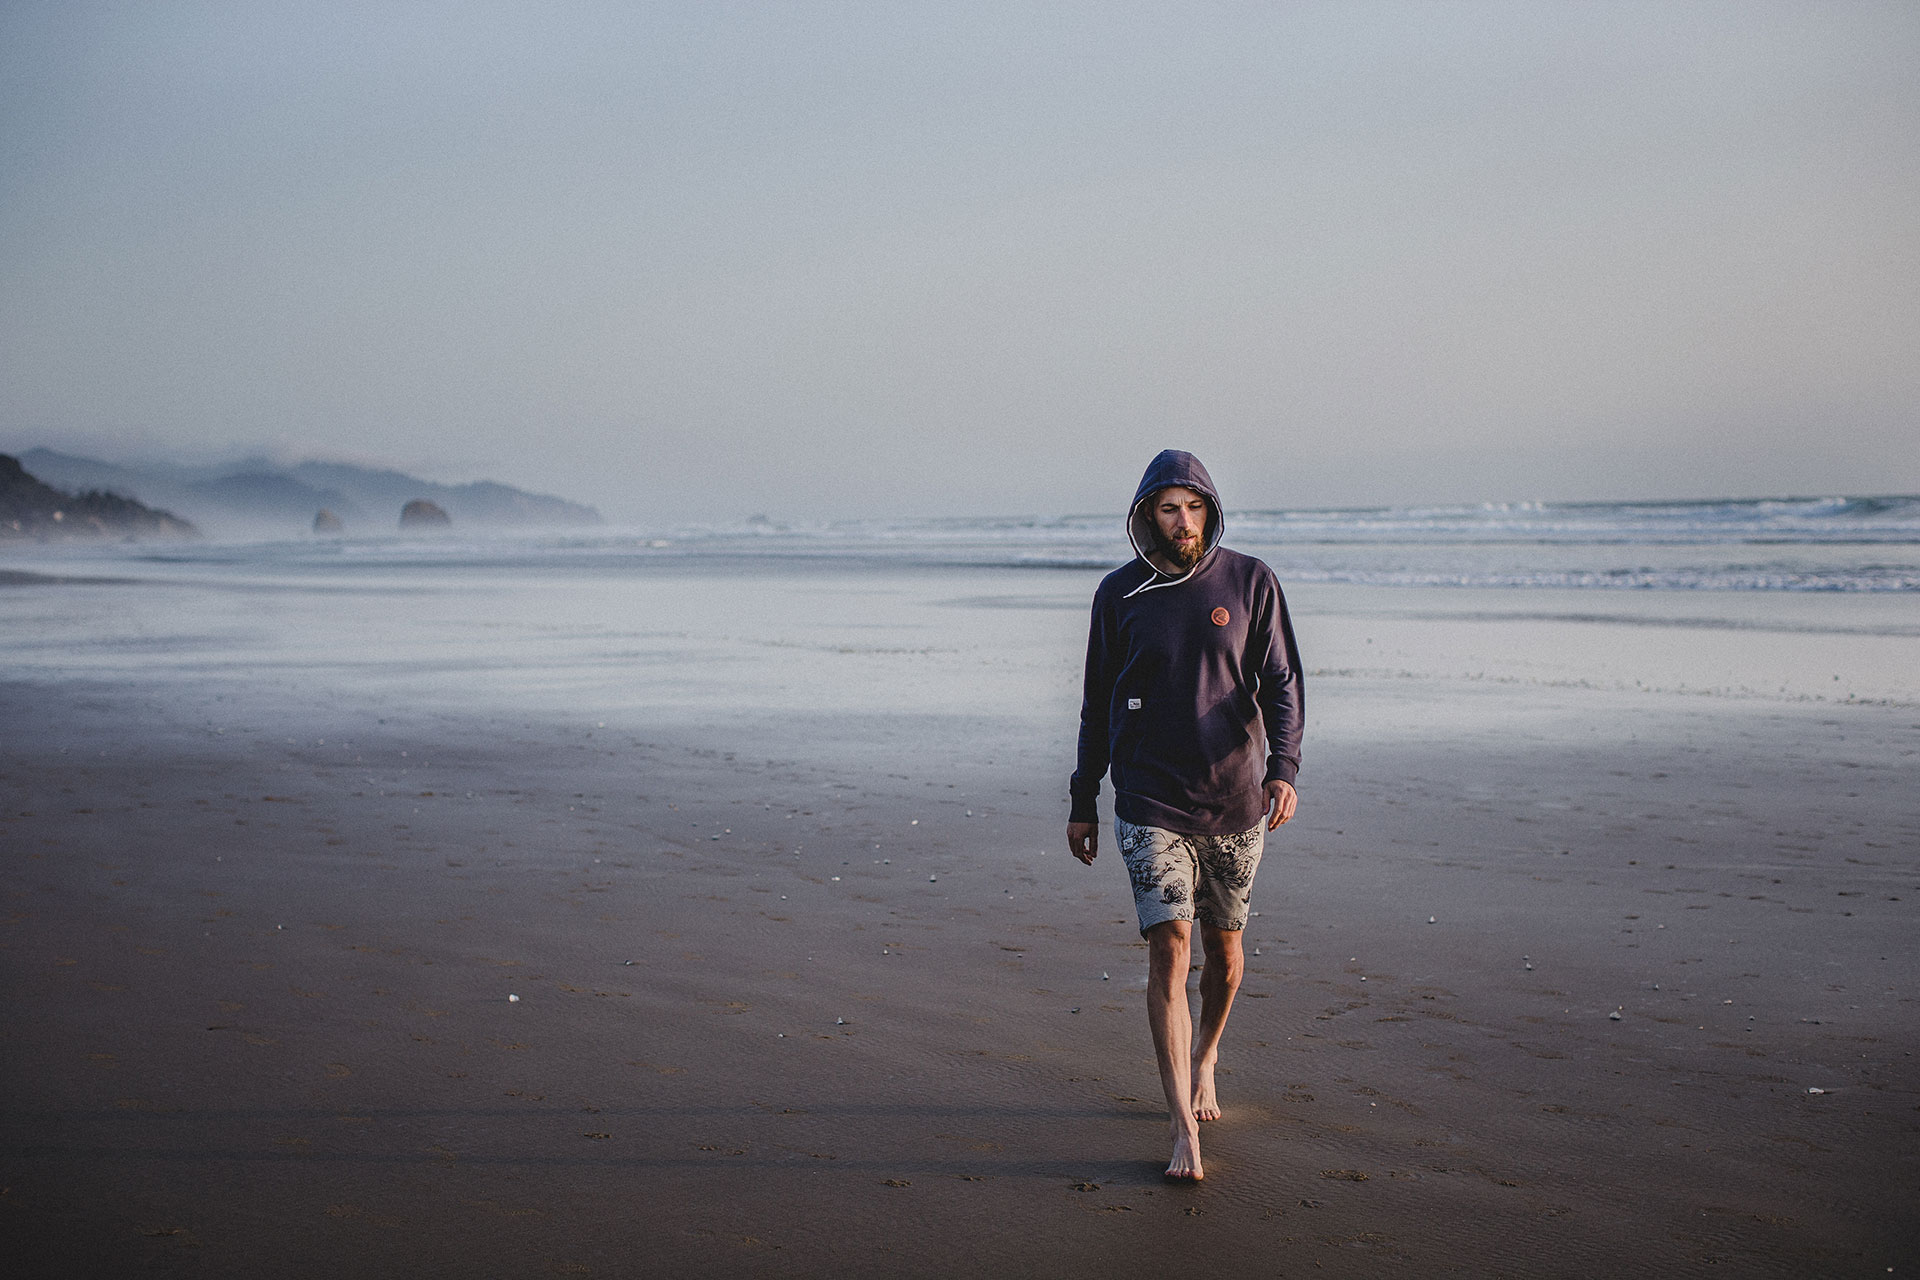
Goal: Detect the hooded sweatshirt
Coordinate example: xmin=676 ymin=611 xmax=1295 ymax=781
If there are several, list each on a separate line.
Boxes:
xmin=1069 ymin=450 xmax=1304 ymax=835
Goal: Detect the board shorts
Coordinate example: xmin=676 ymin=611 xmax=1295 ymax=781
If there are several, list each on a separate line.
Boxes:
xmin=1114 ymin=817 xmax=1265 ymax=936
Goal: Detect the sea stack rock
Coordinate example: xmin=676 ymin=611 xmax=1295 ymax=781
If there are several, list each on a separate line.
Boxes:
xmin=313 ymin=508 xmax=344 ymax=534
xmin=398 ymin=499 xmax=452 ymax=529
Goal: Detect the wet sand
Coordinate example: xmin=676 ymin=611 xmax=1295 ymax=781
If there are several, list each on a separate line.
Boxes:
xmin=3 ymin=660 xmax=1915 ymax=1278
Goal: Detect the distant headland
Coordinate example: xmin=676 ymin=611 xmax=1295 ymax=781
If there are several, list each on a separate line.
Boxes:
xmin=4 ymin=448 xmax=602 ymax=538
xmin=1 ymin=453 xmax=197 ymax=541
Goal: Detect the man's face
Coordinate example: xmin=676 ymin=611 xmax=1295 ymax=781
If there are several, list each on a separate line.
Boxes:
xmin=1150 ymin=486 xmax=1208 ymax=570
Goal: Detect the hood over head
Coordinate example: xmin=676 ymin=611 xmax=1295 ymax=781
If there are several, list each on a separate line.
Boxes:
xmin=1125 ymin=450 xmax=1224 ymax=595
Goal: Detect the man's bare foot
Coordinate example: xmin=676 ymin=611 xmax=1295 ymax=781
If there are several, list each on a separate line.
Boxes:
xmin=1191 ymin=1061 xmax=1221 ymax=1122
xmin=1165 ymin=1124 xmax=1204 ymax=1180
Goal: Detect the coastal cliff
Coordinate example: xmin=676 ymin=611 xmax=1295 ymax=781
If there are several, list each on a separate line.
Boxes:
xmin=0 ymin=454 xmax=197 ymax=541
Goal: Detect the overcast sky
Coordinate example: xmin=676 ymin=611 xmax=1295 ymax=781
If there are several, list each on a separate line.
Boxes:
xmin=2 ymin=1 xmax=1915 ymax=520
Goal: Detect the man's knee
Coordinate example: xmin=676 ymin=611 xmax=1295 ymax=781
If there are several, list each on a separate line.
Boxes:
xmin=1199 ymin=924 xmax=1245 ymax=986
xmin=1146 ymin=920 xmax=1191 ymax=972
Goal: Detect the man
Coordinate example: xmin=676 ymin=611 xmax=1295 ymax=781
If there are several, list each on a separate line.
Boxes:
xmin=1068 ymin=449 xmax=1303 ymax=1181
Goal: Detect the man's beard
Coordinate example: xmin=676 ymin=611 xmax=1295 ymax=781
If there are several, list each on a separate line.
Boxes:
xmin=1155 ymin=527 xmax=1204 ymax=571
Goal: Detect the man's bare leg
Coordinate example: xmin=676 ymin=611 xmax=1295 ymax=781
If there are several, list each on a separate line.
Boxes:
xmin=1190 ymin=922 xmax=1245 ymax=1122
xmin=1145 ymin=920 xmax=1203 ymax=1179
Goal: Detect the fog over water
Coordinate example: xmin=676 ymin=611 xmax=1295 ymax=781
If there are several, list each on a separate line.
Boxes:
xmin=2 ymin=2 xmax=1916 ymax=520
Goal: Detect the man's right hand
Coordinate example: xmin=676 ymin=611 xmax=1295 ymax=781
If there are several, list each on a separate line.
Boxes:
xmin=1068 ymin=822 xmax=1098 ymax=864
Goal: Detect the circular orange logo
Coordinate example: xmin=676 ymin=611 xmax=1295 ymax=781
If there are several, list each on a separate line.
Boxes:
xmin=1211 ymin=607 xmax=1230 ymax=626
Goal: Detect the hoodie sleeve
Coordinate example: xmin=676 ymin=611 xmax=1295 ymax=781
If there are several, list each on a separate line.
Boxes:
xmin=1068 ymin=589 xmax=1117 ymax=824
xmin=1254 ymin=575 xmax=1305 ymax=788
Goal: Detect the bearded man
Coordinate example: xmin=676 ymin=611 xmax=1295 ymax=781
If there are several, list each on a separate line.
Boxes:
xmin=1067 ymin=449 xmax=1304 ymax=1181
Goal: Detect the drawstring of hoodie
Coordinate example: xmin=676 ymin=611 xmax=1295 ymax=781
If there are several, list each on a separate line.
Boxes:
xmin=1122 ymin=562 xmax=1200 ymax=599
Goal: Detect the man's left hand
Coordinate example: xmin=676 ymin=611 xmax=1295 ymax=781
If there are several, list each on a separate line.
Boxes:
xmin=1264 ymin=779 xmax=1297 ymax=830
xmin=1067 ymin=822 xmax=1098 ymax=864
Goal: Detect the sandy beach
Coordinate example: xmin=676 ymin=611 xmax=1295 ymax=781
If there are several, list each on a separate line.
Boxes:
xmin=2 ymin=557 xmax=1916 ymax=1277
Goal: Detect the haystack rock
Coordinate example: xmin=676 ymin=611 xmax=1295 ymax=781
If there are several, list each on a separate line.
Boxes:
xmin=313 ymin=508 xmax=344 ymax=534
xmin=398 ymin=499 xmax=452 ymax=529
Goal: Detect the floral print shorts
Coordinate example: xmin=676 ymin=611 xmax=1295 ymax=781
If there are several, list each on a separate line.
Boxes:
xmin=1114 ymin=817 xmax=1265 ymax=935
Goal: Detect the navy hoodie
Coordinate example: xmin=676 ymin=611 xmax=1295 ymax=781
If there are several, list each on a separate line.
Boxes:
xmin=1069 ymin=450 xmax=1304 ymax=835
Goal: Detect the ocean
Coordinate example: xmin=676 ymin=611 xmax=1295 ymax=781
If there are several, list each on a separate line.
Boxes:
xmin=67 ymin=493 xmax=1920 ymax=591
xmin=4 ymin=496 xmax=1917 ymax=733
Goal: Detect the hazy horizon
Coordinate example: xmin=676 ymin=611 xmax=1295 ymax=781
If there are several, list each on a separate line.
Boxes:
xmin=4 ymin=2 xmax=1916 ymax=523
xmin=11 ymin=439 xmax=1920 ymax=531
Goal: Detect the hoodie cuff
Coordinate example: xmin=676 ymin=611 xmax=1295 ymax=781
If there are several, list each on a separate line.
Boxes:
xmin=1263 ymin=758 xmax=1298 ymax=789
xmin=1068 ymin=778 xmax=1100 ymax=826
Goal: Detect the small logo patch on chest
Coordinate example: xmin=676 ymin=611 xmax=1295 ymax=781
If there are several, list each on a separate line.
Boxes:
xmin=1127 ymin=697 xmax=1142 ymax=710
xmin=1211 ymin=607 xmax=1231 ymax=626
